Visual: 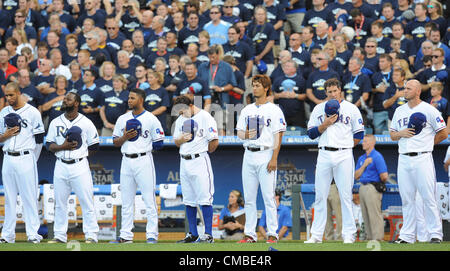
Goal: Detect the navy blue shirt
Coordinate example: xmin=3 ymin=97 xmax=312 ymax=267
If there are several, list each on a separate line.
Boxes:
xmin=302 ymin=7 xmax=334 ymax=27
xmin=42 ymin=92 xmax=65 ymax=124
xmin=273 ymin=73 xmax=306 ymax=127
xmin=76 ymin=10 xmax=106 ymax=28
xmin=335 ymin=50 xmax=353 ymax=70
xmin=348 ymin=17 xmax=374 ymax=48
xmin=405 ymin=18 xmax=430 ymax=47
xmin=120 ymin=13 xmax=141 ymax=40
xmin=356 ymin=149 xmax=388 ymax=184
xmin=175 ymin=76 xmax=212 ymax=105
xmin=383 ymin=83 xmax=406 ymax=120
xmin=416 ymin=67 xmax=450 ymax=101
xmin=371 ymin=70 xmax=394 ymax=112
xmin=223 ymin=41 xmax=254 ymax=74
xmin=341 ymin=72 xmax=372 ymax=104
xmin=265 ymin=4 xmax=286 ymax=45
xmin=144 ymin=87 xmax=170 ymax=132
xmin=77 ymin=84 xmax=105 ymax=129
xmin=247 ymin=22 xmax=277 ymax=64
xmin=102 ymin=89 xmax=129 ymax=124
xmin=95 ymin=78 xmax=114 ymax=94
xmin=67 ymin=78 xmax=83 ymax=93
xmin=306 ymin=69 xmax=340 ymax=103
xmin=20 ymin=85 xmax=43 ymax=109
xmin=177 ymin=26 xmax=202 ymax=52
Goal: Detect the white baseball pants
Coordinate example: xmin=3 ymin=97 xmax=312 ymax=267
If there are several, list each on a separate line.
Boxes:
xmin=1 ymin=153 xmax=42 ymax=243
xmin=397 ymin=153 xmax=442 ymax=243
xmin=310 ymin=149 xmax=356 ymax=241
xmin=119 ymin=153 xmax=159 ymax=240
xmin=53 ymin=158 xmax=99 ymax=242
xmin=242 ymin=149 xmax=278 ymax=240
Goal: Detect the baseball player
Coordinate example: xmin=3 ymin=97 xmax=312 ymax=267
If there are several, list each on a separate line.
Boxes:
xmin=0 ymin=82 xmax=45 ymax=244
xmin=305 ymin=78 xmax=364 ymax=244
xmin=173 ymin=95 xmax=219 ymax=243
xmin=389 ymin=79 xmax=447 ymax=244
xmin=112 ymin=88 xmax=165 ymax=244
xmin=46 ymin=91 xmax=100 ymax=243
xmin=236 ymin=74 xmax=286 ymax=244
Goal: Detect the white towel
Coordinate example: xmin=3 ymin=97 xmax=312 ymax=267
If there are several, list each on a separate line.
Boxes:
xmin=164 ymin=196 xmax=183 ymax=207
xmin=159 ymin=183 xmax=178 ymax=200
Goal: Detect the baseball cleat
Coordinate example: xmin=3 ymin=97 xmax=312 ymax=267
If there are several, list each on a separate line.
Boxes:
xmin=429 ymin=238 xmax=442 ymax=244
xmin=392 ymin=238 xmax=410 ymax=244
xmin=85 ymin=238 xmax=98 ymax=244
xmin=194 ymin=234 xmax=214 ymax=243
xmin=266 ymin=236 xmax=278 ymax=244
xmin=237 ymin=236 xmax=256 ymax=243
xmin=48 ymin=238 xmax=65 ymax=244
xmin=176 ymin=232 xmax=199 ymax=243
xmin=146 ymin=238 xmax=158 ymax=244
xmin=304 ymin=237 xmax=322 ymax=244
xmin=0 ymin=238 xmax=10 ymax=244
xmin=27 ymin=239 xmax=40 ymax=244
xmin=109 ymin=237 xmax=133 ymax=244
xmin=343 ymin=238 xmax=355 ymax=244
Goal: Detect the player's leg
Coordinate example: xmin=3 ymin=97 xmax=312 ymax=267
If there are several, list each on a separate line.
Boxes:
xmin=308 ymin=151 xmax=333 ymax=242
xmin=415 ymin=154 xmax=443 ymax=241
xmin=242 ymin=151 xmax=260 ymax=241
xmin=256 ymin=151 xmax=278 ymax=240
xmin=15 ymin=155 xmax=42 ymax=242
xmin=194 ymin=154 xmax=215 ymax=239
xmin=119 ymin=158 xmax=138 ymax=241
xmin=397 ymin=155 xmax=417 ymax=243
xmin=333 ymin=150 xmax=357 ymax=242
xmin=415 ymin=191 xmax=430 ymax=242
xmin=1 ymin=157 xmax=18 ymax=243
xmin=180 ymin=159 xmax=200 ymax=238
xmin=70 ymin=160 xmax=99 ymax=242
xmin=53 ymin=162 xmax=72 ymax=242
xmin=135 ymin=154 xmax=159 ymax=241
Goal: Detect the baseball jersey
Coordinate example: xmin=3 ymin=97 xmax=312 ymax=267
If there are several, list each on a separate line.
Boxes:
xmin=46 ymin=113 xmax=99 ymax=160
xmin=389 ymin=101 xmax=446 ymax=154
xmin=173 ymin=109 xmax=218 ymax=155
xmin=307 ymin=100 xmax=364 ymax=149
xmin=236 ymin=102 xmax=286 ymax=148
xmin=112 ymin=110 xmax=165 ymax=154
xmin=0 ymin=104 xmax=44 ymax=152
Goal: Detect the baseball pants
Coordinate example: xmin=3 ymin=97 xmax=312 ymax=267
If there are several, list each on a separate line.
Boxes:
xmin=397 ymin=153 xmax=442 ymax=243
xmin=242 ymin=149 xmax=278 ymax=240
xmin=180 ymin=152 xmax=214 ymax=207
xmin=53 ymin=158 xmax=99 ymax=242
xmin=1 ymin=153 xmax=42 ymax=243
xmin=120 ymin=152 xmax=159 ymax=240
xmin=310 ymin=149 xmax=356 ymax=241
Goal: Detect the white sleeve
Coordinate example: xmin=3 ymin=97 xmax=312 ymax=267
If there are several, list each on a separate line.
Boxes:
xmin=112 ymin=116 xmax=124 ymax=138
xmin=86 ymin=119 xmax=100 ymax=146
xmin=351 ymin=106 xmax=364 ymax=134
xmin=390 ymin=109 xmax=400 ymax=132
xmin=271 ymin=106 xmax=287 ymax=134
xmin=307 ymin=105 xmax=321 ymax=130
xmin=236 ymin=108 xmax=248 ymax=131
xmin=0 ymin=111 xmax=5 ymax=135
xmin=46 ymin=119 xmax=56 ymax=143
xmin=32 ymin=109 xmax=45 ymax=135
xmin=206 ymin=114 xmax=219 ymax=141
xmin=150 ymin=115 xmax=165 ymax=142
xmin=445 ymin=146 xmax=450 ymax=163
xmin=428 ymin=106 xmax=446 ymax=133
xmin=172 ymin=117 xmax=182 ymax=139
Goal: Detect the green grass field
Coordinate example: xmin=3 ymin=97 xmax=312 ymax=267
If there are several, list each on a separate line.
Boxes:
xmin=0 ymin=240 xmax=449 ymax=251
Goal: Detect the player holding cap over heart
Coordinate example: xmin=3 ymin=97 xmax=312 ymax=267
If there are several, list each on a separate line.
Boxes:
xmin=173 ymin=95 xmax=219 ymax=243
xmin=389 ymin=79 xmax=448 ymax=244
xmin=112 ymin=88 xmax=165 ymax=244
xmin=305 ymin=78 xmax=364 ymax=244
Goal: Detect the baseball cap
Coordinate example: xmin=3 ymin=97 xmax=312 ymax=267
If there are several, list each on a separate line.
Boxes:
xmin=407 ymin=112 xmax=427 ymax=135
xmin=4 ymin=113 xmax=22 ymax=132
xmin=325 ymin=99 xmax=340 ymax=117
xmin=126 ymin=118 xmax=142 ymax=142
xmin=182 ymin=119 xmax=198 ymax=142
xmin=257 ymin=60 xmax=268 ymax=74
xmin=66 ymin=126 xmax=82 ymax=149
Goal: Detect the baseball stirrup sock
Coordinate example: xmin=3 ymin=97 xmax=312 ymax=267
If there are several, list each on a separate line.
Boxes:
xmin=186 ymin=206 xmax=199 ymax=236
xmin=201 ymin=205 xmax=213 ymax=235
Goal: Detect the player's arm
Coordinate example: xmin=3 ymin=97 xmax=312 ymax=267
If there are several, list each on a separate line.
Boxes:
xmin=267 ymin=131 xmax=284 ymax=172
xmin=208 ymin=139 xmax=219 ymax=153
xmin=113 ymin=127 xmax=138 ymax=147
xmin=389 ymin=128 xmax=415 ymax=141
xmin=47 ymin=139 xmax=78 ymax=152
xmin=174 ymin=132 xmax=193 ymax=148
xmin=434 ymin=128 xmax=448 ymax=145
xmin=0 ymin=126 xmax=20 ymax=142
xmin=317 ymin=114 xmax=338 ymax=134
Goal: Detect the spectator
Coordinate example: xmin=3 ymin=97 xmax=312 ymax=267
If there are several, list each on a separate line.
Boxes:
xmin=203 ymin=5 xmax=231 ymax=45
xmin=171 ymin=11 xmax=185 ymax=34
xmin=165 ymin=54 xmax=185 ymax=101
xmin=380 ymin=2 xmax=399 ymax=38
xmin=166 ymin=31 xmax=185 ymax=56
xmin=33 ymin=58 xmax=55 ymax=96
xmin=223 ymin=24 xmax=254 ymax=79
xmin=247 ymin=6 xmax=277 ymax=76
xmin=41 ymin=75 xmax=68 ymax=125
xmin=0 ymin=48 xmax=17 ymax=81
xmin=50 ymin=48 xmax=71 ymax=81
xmin=116 ymin=50 xmax=136 ymax=86
xmin=121 ymin=39 xmax=142 ymax=67
xmin=5 ymin=37 xmax=19 ymax=67
xmin=258 ymin=190 xmax=292 ymax=241
xmin=218 ymin=190 xmax=245 ymax=241
xmin=100 ymin=74 xmax=129 ymax=137
xmin=105 ymin=15 xmax=126 ymax=52
xmin=221 ymin=0 xmax=240 ymax=25
xmin=134 ymin=63 xmax=150 ymax=91
xmin=153 ymin=57 xmax=169 ymax=85
xmin=301 ymin=26 xmax=318 ymax=53
xmin=348 ymin=8 xmax=373 ymax=48
xmin=5 ymin=9 xmax=38 ymax=49
xmin=63 ymin=34 xmax=79 ymax=65
xmin=363 ymin=37 xmax=379 ymax=74
xmin=351 ymin=0 xmax=377 ymax=20
xmin=67 ymin=61 xmax=83 ymax=93
xmin=391 ymin=22 xmax=416 ymax=67
xmin=302 ymin=0 xmax=333 ymax=28
xmin=270 ymin=50 xmax=292 ymax=85
xmin=118 ymin=0 xmax=144 ymax=40
xmin=371 ymin=54 xmax=394 ymax=134
xmin=18 ymin=68 xmax=43 ymax=111
xmin=417 ymin=48 xmax=450 ymax=102
xmin=144 ymin=70 xmax=170 ymax=133
xmin=96 ymin=61 xmax=116 ymax=94
xmin=427 ymin=0 xmax=446 ymax=38
xmin=197 ymin=30 xmax=210 ymax=63
xmin=323 ymin=42 xmax=344 ymax=75
xmin=222 ymin=55 xmax=245 ymax=106
xmin=146 ymin=36 xmax=171 ymax=69
xmin=178 ymin=12 xmax=202 ymax=53
xmin=382 ymin=67 xmax=407 ymax=122
xmin=186 ymin=43 xmax=201 ymax=67
xmin=49 ymin=0 xmax=76 ymax=33
xmin=139 ymin=9 xmax=154 ymax=41
xmin=405 ymin=3 xmax=429 ymax=47
xmin=342 ymin=57 xmax=371 ymax=109
xmin=76 ymin=0 xmax=106 ymax=29
xmin=370 ymin=21 xmax=390 ymax=55
xmin=272 ymin=59 xmax=307 ymax=134
xmin=41 ymin=12 xmax=70 ymax=42
xmin=132 ymin=30 xmax=150 ymax=63
xmin=314 ymin=21 xmax=330 ymax=50
xmin=84 ymin=29 xmax=111 ymax=62
xmin=288 ymin=32 xmax=310 ymax=71
xmin=354 ymin=134 xmax=388 ymax=241
xmin=414 ymin=41 xmax=434 ymax=72
xmin=147 ymin=15 xmax=167 ymax=49
xmin=174 ymin=62 xmax=211 ymax=111
xmin=78 ymin=68 xmax=104 ymax=134
xmin=427 ymin=81 xmax=447 ymax=118
xmin=305 ymin=50 xmax=340 ymax=111
xmin=12 ymin=28 xmax=33 ymax=57
xmin=333 ymin=33 xmax=352 ymax=70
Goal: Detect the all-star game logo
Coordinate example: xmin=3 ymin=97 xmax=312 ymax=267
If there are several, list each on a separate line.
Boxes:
xmin=90 ymin=163 xmax=115 ymax=185
xmin=276 ymin=160 xmax=306 ymax=207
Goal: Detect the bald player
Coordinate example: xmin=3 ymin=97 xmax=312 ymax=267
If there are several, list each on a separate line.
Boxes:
xmin=0 ymin=82 xmax=45 ymax=244
xmin=390 ymin=79 xmax=447 ymax=244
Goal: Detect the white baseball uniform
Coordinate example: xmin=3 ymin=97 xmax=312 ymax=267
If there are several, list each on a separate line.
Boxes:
xmin=173 ymin=109 xmax=218 ymax=207
xmin=113 ymin=110 xmax=165 ymax=241
xmin=307 ymin=100 xmax=364 ymax=242
xmin=46 ymin=113 xmax=100 ymax=242
xmin=390 ymin=101 xmax=445 ymax=243
xmin=0 ymin=104 xmax=44 ymax=243
xmin=236 ymin=102 xmax=286 ymax=241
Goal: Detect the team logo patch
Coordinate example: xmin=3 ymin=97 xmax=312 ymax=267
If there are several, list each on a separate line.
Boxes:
xmin=209 ymin=127 xmax=217 ymax=133
xmin=436 ymin=117 xmax=444 ymax=124
xmin=156 ymin=128 xmax=164 ymax=135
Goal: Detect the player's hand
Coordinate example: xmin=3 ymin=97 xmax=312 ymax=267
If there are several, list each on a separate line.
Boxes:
xmin=444 ymin=162 xmax=449 ymax=172
xmin=267 ymin=158 xmax=277 ymax=173
xmin=323 ymin=114 xmax=338 ymax=127
xmin=246 ymin=129 xmax=257 ymax=139
xmin=4 ymin=126 xmax=20 ymax=139
xmin=62 ymin=138 xmax=78 ymax=150
xmin=399 ymin=128 xmax=415 ymax=138
xmin=178 ymin=132 xmax=193 ymax=143
xmin=123 ymin=127 xmax=138 ymax=141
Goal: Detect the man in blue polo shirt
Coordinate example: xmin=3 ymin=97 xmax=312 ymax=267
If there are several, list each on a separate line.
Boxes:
xmin=258 ymin=190 xmax=292 ymax=240
xmin=354 ymin=134 xmax=388 ymax=241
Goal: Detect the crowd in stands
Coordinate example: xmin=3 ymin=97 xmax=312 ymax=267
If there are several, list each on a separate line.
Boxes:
xmin=0 ymin=0 xmax=448 ymax=136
